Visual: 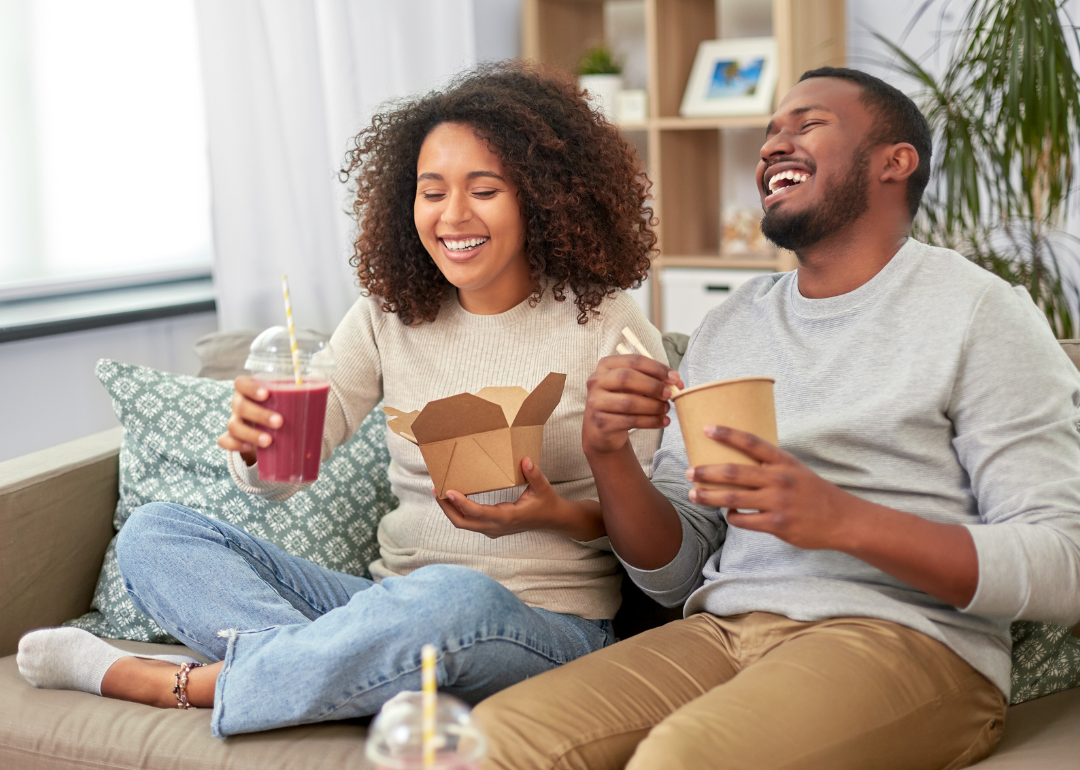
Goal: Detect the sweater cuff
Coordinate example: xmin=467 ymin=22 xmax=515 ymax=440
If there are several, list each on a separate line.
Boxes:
xmin=227 ymin=450 xmax=258 ymax=491
xmin=619 ymin=519 xmax=702 ymax=606
xmin=226 ymin=450 xmax=306 ymax=501
xmin=962 ymin=522 xmax=1080 ymax=625
xmin=961 ymin=522 xmax=1033 ymax=620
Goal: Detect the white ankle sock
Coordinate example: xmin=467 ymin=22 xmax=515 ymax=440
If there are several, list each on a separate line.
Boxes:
xmin=17 ymin=627 xmax=199 ymax=696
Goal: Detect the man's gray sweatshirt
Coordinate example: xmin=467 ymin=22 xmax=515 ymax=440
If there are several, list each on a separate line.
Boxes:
xmin=627 ymin=238 xmax=1080 ymax=696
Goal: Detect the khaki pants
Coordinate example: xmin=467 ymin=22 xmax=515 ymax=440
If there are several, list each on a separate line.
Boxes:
xmin=475 ymin=612 xmax=1006 ymax=770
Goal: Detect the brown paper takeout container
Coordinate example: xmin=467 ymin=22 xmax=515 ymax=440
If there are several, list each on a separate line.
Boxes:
xmin=673 ymin=376 xmax=777 ymax=491
xmin=383 ymin=373 xmax=566 ymax=498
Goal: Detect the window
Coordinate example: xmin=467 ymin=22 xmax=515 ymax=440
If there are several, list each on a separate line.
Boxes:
xmin=0 ymin=0 xmax=211 ymax=297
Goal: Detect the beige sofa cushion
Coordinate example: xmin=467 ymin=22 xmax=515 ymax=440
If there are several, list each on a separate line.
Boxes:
xmin=192 ymin=330 xmax=261 ymax=381
xmin=0 ymin=641 xmax=373 ymax=769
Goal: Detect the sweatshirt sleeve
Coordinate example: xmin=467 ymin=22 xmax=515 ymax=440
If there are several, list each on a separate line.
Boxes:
xmin=618 ymin=324 xmax=727 ymax=606
xmin=951 ymin=284 xmax=1080 ymax=626
xmin=227 ymin=297 xmax=385 ymax=501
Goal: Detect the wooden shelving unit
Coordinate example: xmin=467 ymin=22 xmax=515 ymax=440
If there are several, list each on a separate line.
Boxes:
xmin=523 ymin=0 xmax=846 ymax=323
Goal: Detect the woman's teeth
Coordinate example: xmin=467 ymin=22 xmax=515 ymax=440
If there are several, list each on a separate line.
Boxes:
xmin=443 ymin=237 xmax=488 ymax=251
xmin=767 ymin=170 xmax=811 ymax=195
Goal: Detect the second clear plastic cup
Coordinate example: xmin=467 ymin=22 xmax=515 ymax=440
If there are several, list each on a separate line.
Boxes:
xmin=366 ymin=691 xmax=487 ymax=770
xmin=244 ymin=327 xmax=335 ymax=483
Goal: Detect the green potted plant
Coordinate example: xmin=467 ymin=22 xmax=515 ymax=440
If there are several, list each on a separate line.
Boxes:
xmin=879 ymin=0 xmax=1080 ymax=337
xmin=577 ymin=45 xmax=623 ymax=121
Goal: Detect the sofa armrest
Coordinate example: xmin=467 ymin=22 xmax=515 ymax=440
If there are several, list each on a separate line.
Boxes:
xmin=0 ymin=428 xmax=122 ymax=656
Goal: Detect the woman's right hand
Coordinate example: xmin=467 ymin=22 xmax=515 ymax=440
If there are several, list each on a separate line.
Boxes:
xmin=217 ymin=377 xmax=283 ymax=466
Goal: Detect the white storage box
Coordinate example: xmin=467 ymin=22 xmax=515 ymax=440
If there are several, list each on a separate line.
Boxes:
xmin=660 ymin=268 xmax=771 ymax=336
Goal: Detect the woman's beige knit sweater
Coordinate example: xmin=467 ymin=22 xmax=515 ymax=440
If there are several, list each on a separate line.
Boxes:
xmin=229 ymin=287 xmax=664 ymax=620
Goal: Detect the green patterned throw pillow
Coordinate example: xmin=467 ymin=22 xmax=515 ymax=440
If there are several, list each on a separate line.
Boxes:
xmin=1010 ymin=620 xmax=1080 ymax=703
xmin=65 ymin=359 xmax=396 ymax=643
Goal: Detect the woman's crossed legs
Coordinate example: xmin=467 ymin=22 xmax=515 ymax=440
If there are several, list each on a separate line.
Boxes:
xmin=100 ymin=502 xmax=612 ymax=737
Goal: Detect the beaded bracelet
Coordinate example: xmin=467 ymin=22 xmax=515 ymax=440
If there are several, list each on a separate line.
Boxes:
xmin=173 ymin=662 xmax=205 ymax=709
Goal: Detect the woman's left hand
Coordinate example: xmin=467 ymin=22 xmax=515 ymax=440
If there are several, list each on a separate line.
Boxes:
xmin=435 ymin=457 xmax=605 ymax=541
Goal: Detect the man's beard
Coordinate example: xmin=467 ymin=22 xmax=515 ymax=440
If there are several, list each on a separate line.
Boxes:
xmin=760 ymin=145 xmax=871 ymax=253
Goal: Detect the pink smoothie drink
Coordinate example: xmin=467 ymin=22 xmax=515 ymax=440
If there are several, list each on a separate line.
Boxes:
xmin=256 ymin=379 xmax=330 ymax=483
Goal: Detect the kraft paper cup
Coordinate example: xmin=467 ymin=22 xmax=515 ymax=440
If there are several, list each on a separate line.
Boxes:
xmin=673 ymin=376 xmax=777 ymax=491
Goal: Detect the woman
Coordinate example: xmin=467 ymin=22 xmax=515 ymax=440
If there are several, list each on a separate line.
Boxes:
xmin=18 ymin=61 xmax=669 ymax=736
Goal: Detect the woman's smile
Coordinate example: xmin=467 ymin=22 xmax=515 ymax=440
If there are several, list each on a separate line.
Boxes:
xmin=438 ymin=234 xmax=491 ymax=261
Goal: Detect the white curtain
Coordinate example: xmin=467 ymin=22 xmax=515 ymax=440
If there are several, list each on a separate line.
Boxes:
xmin=194 ymin=0 xmax=484 ymax=333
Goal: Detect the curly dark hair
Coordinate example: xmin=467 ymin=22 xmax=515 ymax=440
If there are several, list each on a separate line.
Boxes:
xmin=340 ymin=60 xmax=656 ymax=325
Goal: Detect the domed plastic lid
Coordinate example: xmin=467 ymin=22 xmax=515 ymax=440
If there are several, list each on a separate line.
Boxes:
xmin=244 ymin=326 xmax=335 ymax=379
xmin=365 ymin=692 xmax=486 ymax=769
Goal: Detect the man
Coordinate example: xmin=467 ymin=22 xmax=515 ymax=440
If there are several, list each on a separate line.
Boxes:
xmin=473 ymin=67 xmax=1080 ymax=769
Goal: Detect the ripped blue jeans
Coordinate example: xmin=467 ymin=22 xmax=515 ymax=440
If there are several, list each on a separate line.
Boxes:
xmin=115 ymin=502 xmax=613 ymax=737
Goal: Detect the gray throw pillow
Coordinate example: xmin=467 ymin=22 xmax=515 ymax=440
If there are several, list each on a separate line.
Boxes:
xmin=65 ymin=359 xmax=396 ymax=643
xmin=192 ymin=329 xmax=261 ymax=380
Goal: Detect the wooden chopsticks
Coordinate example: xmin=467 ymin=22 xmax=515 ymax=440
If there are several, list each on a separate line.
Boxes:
xmin=619 ymin=327 xmax=681 ymax=397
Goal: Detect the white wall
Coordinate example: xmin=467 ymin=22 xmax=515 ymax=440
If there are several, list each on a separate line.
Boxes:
xmin=846 ymin=0 xmax=1080 ymax=79
xmin=0 ymin=312 xmax=217 ymax=463
xmin=474 ymin=0 xmax=520 ymax=62
xmin=847 ymin=0 xmax=964 ymax=80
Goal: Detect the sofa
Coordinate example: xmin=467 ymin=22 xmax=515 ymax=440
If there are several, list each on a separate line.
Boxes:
xmin=2 ymin=336 xmax=1079 ymax=769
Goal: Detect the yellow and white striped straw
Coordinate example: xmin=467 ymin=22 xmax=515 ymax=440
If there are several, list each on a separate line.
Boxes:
xmin=281 ymin=275 xmax=303 ymax=387
xmin=421 ymin=643 xmax=437 ymax=769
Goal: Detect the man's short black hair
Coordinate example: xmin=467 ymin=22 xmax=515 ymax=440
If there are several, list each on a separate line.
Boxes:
xmin=798 ymin=67 xmax=932 ymax=220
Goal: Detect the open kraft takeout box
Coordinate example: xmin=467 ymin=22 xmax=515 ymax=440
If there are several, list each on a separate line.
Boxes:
xmin=383 ymin=372 xmax=566 ymax=498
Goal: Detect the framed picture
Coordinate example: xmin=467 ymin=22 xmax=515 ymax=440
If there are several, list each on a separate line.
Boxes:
xmin=680 ymin=37 xmax=778 ymax=117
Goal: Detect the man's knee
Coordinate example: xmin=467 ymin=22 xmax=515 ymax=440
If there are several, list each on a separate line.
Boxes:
xmin=474 ymin=687 xmax=575 ymax=770
xmin=477 ymin=682 xmax=648 ymax=770
xmin=472 ymin=695 xmax=527 ymax=766
xmin=626 ymin=719 xmax=716 ymax=770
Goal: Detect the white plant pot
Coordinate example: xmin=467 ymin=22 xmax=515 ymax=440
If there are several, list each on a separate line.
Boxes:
xmin=578 ymin=74 xmax=623 ymax=121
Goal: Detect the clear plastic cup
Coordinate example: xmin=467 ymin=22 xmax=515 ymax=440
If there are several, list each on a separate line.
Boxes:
xmin=366 ymin=691 xmax=487 ymax=770
xmin=244 ymin=327 xmax=335 ymax=483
